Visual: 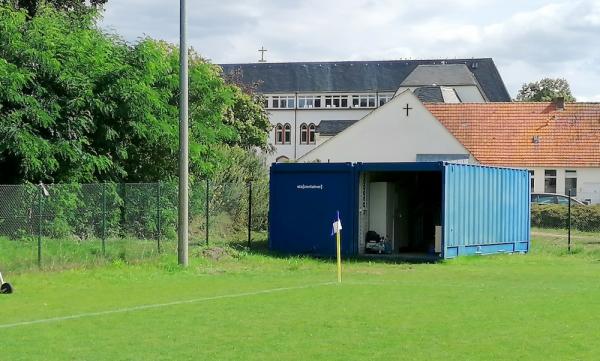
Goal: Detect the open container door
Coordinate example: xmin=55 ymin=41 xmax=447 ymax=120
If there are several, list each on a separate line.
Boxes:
xmin=269 ymin=163 xmax=356 ymax=256
xmin=443 ymin=163 xmax=530 ymax=258
xmin=354 ymin=162 xmax=445 ymax=259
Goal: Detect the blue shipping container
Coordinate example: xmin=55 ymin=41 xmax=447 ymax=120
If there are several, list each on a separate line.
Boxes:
xmin=269 ymin=162 xmax=530 ymax=259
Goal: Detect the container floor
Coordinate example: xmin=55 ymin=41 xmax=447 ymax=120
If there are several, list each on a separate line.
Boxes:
xmin=358 ymin=252 xmax=441 ymax=263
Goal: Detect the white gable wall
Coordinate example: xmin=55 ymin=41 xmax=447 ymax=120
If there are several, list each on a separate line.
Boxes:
xmin=299 ymin=91 xmax=471 ymax=163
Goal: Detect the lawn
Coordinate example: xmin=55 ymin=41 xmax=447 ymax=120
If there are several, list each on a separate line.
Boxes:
xmin=0 ymin=236 xmax=176 ymax=273
xmin=1 ymin=231 xmax=600 ymax=360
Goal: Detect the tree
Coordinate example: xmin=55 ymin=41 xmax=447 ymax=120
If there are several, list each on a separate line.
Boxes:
xmin=516 ymin=78 xmax=576 ymax=102
xmin=0 ymin=5 xmax=118 ymax=183
xmin=0 ymin=0 xmax=106 ymax=16
xmin=0 ymin=4 xmax=270 ymax=184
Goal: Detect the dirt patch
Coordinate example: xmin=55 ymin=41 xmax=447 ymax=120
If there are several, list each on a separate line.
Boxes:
xmin=201 ymin=247 xmax=231 ymax=261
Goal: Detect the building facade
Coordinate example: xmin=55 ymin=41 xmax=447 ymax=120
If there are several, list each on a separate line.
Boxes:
xmin=220 ymin=59 xmax=511 ymax=163
xmin=298 ymin=90 xmax=472 ymax=163
xmin=299 ymin=92 xmax=600 ymax=204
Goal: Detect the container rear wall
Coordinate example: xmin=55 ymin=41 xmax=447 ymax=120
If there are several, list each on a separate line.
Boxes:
xmin=269 ymin=163 xmax=356 ymax=256
xmin=443 ymin=164 xmax=530 ymax=258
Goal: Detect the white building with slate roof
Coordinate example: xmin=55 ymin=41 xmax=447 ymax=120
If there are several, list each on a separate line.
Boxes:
xmin=220 ymin=59 xmax=510 ymax=163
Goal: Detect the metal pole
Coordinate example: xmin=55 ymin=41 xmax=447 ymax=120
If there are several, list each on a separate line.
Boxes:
xmin=205 ymin=178 xmax=209 ymax=246
xmin=157 ymin=181 xmax=161 ymax=254
xmin=247 ymin=181 xmax=252 ymax=247
xmin=568 ymin=189 xmax=572 ymax=253
xmin=178 ymin=0 xmax=189 ymax=266
xmin=37 ymin=186 xmax=42 ymax=268
xmin=102 ymin=182 xmax=107 ymax=255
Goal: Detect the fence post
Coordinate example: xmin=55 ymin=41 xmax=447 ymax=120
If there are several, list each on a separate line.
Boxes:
xmin=119 ymin=183 xmax=127 ymax=237
xmin=568 ymin=189 xmax=572 ymax=253
xmin=247 ymin=181 xmax=252 ymax=248
xmin=205 ymin=178 xmax=209 ymax=246
xmin=156 ymin=181 xmax=161 ymax=253
xmin=102 ymin=182 xmax=107 ymax=256
xmin=37 ymin=185 xmax=43 ymax=268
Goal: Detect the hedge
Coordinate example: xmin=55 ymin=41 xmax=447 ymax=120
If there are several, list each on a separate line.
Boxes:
xmin=531 ymin=204 xmax=600 ymax=232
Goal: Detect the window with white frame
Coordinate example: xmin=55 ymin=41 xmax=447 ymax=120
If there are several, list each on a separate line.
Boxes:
xmin=565 ymin=170 xmax=577 ymax=196
xmin=298 ymin=95 xmax=321 ymax=108
xmin=272 ymin=95 xmax=295 ymax=109
xmin=308 ymin=123 xmax=316 ymax=144
xmin=283 ymin=123 xmax=292 ymax=144
xmin=378 ymin=94 xmax=393 ymax=106
xmin=274 ymin=124 xmax=284 ymax=144
xmin=300 ymin=123 xmax=308 ymax=144
xmin=325 ymin=95 xmax=348 ymax=108
xmin=352 ymin=94 xmax=376 ymax=108
xmin=529 ymin=170 xmax=535 ymax=192
xmin=544 ymin=169 xmax=557 ymax=193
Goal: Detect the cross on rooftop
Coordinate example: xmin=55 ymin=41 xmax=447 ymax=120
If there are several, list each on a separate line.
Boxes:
xmin=404 ymin=104 xmax=413 ymax=116
xmin=258 ymin=47 xmax=267 ymax=62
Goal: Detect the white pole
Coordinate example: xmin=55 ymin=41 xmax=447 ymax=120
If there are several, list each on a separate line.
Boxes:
xmin=178 ymin=0 xmax=189 ymax=266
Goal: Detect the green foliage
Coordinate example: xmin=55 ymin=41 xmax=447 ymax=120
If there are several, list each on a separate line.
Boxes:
xmin=0 ymin=5 xmax=270 ymax=184
xmin=531 ymin=204 xmax=600 ymax=231
xmin=515 ymin=77 xmax=576 ymax=102
xmin=212 ymin=148 xmax=269 ymax=231
xmin=1 ymin=0 xmax=107 ymax=17
xmin=0 ymin=6 xmax=114 ymax=183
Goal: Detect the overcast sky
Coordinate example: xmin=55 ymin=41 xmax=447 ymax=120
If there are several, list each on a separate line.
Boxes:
xmin=101 ymin=0 xmax=600 ymax=100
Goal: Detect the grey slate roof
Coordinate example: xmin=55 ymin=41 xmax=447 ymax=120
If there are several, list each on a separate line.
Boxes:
xmin=401 ymin=64 xmax=478 ymax=86
xmin=219 ymin=58 xmax=511 ymax=102
xmin=316 ymin=120 xmax=359 ymax=136
xmin=413 ymin=86 xmax=444 ymax=102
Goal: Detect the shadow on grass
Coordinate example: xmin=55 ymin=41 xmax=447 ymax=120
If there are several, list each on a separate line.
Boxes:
xmin=231 ymin=238 xmax=441 ymax=265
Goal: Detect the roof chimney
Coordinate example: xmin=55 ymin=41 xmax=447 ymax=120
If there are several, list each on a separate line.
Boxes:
xmin=554 ymin=97 xmax=565 ymax=110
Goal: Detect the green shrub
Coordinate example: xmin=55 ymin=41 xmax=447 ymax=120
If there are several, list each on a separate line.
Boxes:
xmin=531 ymin=204 xmax=600 ymax=231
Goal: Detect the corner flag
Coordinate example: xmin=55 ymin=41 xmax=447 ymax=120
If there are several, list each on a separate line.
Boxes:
xmin=332 ymin=211 xmax=342 ymax=283
xmin=331 ymin=211 xmax=342 ymax=236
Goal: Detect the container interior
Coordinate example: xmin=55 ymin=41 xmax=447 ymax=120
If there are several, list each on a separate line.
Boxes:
xmin=358 ymin=171 xmax=442 ymax=257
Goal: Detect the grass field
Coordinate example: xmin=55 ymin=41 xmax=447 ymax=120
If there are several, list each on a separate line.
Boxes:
xmin=1 ymin=229 xmax=600 ymax=360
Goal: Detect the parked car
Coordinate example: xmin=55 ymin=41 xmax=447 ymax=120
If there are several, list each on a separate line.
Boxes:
xmin=531 ymin=193 xmax=587 ymax=205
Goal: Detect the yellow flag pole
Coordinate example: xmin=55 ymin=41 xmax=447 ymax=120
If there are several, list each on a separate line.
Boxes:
xmin=336 ymin=228 xmax=342 ymax=283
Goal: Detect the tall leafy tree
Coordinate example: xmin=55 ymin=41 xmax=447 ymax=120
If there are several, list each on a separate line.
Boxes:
xmin=516 ymin=78 xmax=576 ymax=102
xmin=0 ymin=5 xmax=116 ymax=183
xmin=0 ymin=0 xmax=106 ymax=16
xmin=0 ymin=4 xmax=269 ymax=184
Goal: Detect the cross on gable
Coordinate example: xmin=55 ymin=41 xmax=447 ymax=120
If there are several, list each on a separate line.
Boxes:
xmin=258 ymin=46 xmax=267 ymax=62
xmin=404 ymin=103 xmax=413 ymax=116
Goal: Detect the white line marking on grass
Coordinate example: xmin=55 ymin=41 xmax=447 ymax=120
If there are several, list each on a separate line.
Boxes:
xmin=0 ymin=282 xmax=336 ymax=329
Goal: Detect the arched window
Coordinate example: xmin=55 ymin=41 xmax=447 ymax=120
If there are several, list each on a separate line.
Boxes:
xmin=284 ymin=123 xmax=292 ymax=144
xmin=276 ymin=155 xmax=290 ymax=163
xmin=300 ymin=123 xmax=308 ymax=144
xmin=308 ymin=123 xmax=316 ymax=144
xmin=275 ymin=124 xmax=283 ymax=144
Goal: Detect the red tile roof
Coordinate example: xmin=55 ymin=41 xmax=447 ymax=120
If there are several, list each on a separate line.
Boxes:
xmin=424 ymin=102 xmax=600 ymax=167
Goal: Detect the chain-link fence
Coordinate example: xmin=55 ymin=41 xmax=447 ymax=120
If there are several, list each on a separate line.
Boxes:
xmin=0 ymin=180 xmax=269 ymax=271
xmin=531 ymin=203 xmax=600 ymax=255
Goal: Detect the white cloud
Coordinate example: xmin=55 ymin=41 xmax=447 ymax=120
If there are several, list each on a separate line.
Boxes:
xmin=100 ymin=0 xmax=600 ymax=99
